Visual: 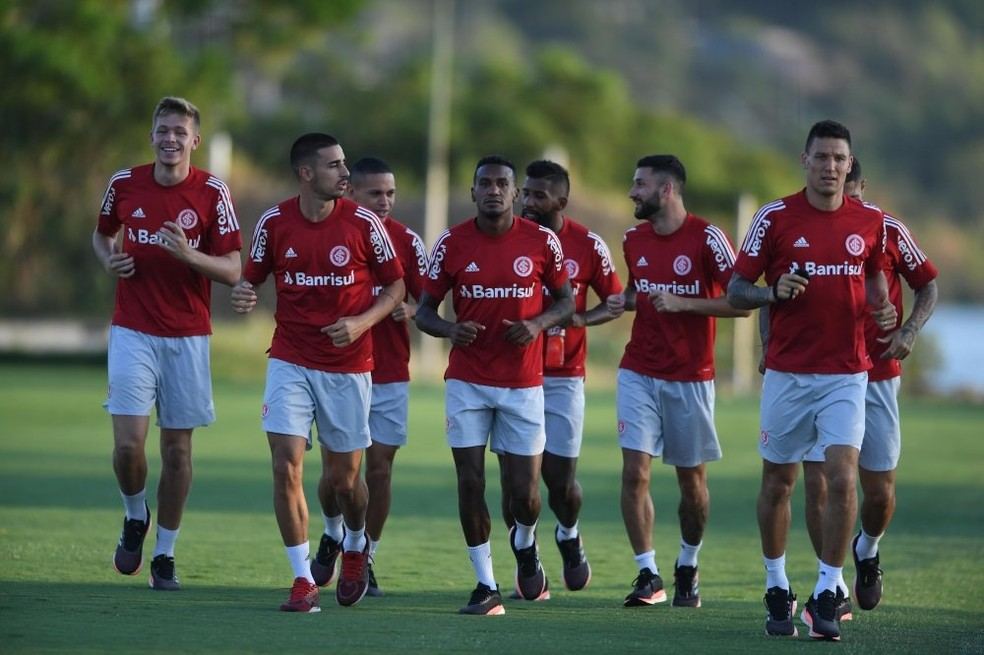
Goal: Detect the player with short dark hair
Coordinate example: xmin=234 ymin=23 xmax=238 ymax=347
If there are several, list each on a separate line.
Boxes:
xmin=800 ymin=157 xmax=938 ymax=616
xmin=312 ymin=156 xmax=429 ymax=597
xmin=415 ymin=156 xmax=574 ymax=616
xmin=231 ymin=133 xmax=406 ymax=612
xmin=609 ymin=154 xmax=749 ymax=610
xmin=94 ymin=96 xmax=242 ymax=591
xmin=497 ymin=159 xmax=622 ymax=595
xmin=728 ymin=120 xmax=897 ymax=640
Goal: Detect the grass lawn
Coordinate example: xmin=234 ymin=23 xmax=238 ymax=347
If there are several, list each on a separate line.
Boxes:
xmin=0 ymin=362 xmax=982 ymax=653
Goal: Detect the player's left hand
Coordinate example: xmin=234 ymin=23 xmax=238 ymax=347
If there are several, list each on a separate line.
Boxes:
xmin=870 ymin=301 xmax=898 ymax=331
xmin=502 ymin=319 xmax=540 ymax=346
xmin=392 ymin=301 xmax=416 ymax=323
xmin=650 ymin=290 xmax=686 ymax=313
xmin=157 ymin=222 xmax=194 ymax=261
xmin=322 ymin=316 xmax=368 ymax=347
xmin=877 ymin=325 xmax=917 ymax=360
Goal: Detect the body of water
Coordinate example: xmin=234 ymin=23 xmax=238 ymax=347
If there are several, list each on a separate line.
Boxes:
xmin=920 ymin=303 xmax=984 ymax=396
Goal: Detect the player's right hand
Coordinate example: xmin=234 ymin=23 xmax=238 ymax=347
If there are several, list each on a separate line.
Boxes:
xmin=606 ymin=293 xmax=626 ymax=317
xmin=775 ymin=272 xmax=809 ymax=300
xmin=230 ymin=280 xmax=257 ymax=314
xmin=106 ymin=252 xmax=135 ymax=278
xmin=449 ymin=321 xmax=485 ymax=346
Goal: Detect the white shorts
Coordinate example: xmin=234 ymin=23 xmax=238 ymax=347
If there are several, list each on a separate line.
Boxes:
xmin=760 ymin=370 xmax=866 ymax=464
xmin=369 ymin=382 xmax=409 ymax=447
xmin=543 ymin=376 xmax=585 ymax=458
xmin=262 ymin=358 xmax=371 ymax=453
xmin=445 ymin=380 xmax=545 ymax=457
xmin=803 ymin=377 xmax=901 ymax=471
xmin=616 ymin=368 xmax=721 ymax=467
xmin=104 ymin=325 xmax=214 ymax=429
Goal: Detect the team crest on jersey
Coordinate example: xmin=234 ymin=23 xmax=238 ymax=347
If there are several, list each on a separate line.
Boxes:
xmin=330 ymin=245 xmax=351 ymax=267
xmin=845 ymin=234 xmax=865 ymax=256
xmin=177 ymin=209 xmax=199 ymax=230
xmin=673 ymin=255 xmax=692 ymax=276
xmin=513 ymin=256 xmax=534 ymax=278
xmin=564 ymin=259 xmax=580 ymax=279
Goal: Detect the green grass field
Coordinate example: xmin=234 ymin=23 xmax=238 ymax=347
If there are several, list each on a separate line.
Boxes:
xmin=1 ymin=362 xmax=982 ymax=653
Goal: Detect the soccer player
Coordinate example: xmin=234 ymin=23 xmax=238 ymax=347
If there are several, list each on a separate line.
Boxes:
xmin=606 ymin=155 xmax=749 ymax=610
xmin=415 ymin=155 xmax=574 ymax=616
xmin=727 ymin=120 xmax=897 ymax=640
xmin=801 ymin=158 xmax=938 ymax=616
xmin=312 ymin=157 xmax=429 ymax=597
xmin=498 ymin=160 xmax=623 ymax=594
xmin=231 ymin=133 xmax=405 ymax=612
xmin=93 ymin=96 xmax=242 ymax=591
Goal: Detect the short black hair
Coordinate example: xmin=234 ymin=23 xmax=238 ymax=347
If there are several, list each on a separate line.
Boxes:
xmin=525 ymin=160 xmax=570 ymax=195
xmin=474 ymin=155 xmax=515 ymax=183
xmin=350 ymin=157 xmax=392 ymax=184
xmin=290 ymin=133 xmax=339 ymax=176
xmin=846 ymin=156 xmax=862 ymax=184
xmin=805 ymin=120 xmax=851 ymax=153
xmin=636 ymin=154 xmax=686 ymax=188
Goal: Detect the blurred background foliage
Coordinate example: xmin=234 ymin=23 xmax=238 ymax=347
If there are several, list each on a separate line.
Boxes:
xmin=2 ymin=0 xmax=980 ymax=390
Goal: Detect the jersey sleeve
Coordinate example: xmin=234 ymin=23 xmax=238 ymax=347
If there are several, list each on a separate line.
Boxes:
xmin=733 ymin=202 xmax=776 ymax=282
xmin=541 ymin=228 xmax=568 ymax=290
xmin=888 ymin=218 xmax=939 ymax=290
xmin=588 ymin=232 xmax=623 ymax=298
xmin=243 ymin=207 xmax=278 ymax=285
xmin=703 ymin=224 xmax=739 ymax=291
xmin=364 ymin=212 xmax=404 ymax=286
xmin=865 ymin=214 xmax=888 ymax=276
xmin=423 ymin=230 xmax=454 ymax=301
xmin=402 ymin=227 xmax=429 ymax=301
xmin=96 ymin=169 xmax=129 ymax=237
xmin=622 ymin=232 xmax=636 ymax=292
xmin=205 ymin=178 xmax=243 ymax=255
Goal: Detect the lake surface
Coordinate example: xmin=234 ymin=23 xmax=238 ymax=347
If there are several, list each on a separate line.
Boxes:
xmin=920 ymin=304 xmax=984 ymax=396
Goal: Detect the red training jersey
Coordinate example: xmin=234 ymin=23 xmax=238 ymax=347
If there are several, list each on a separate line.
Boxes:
xmin=244 ymin=196 xmax=404 ymax=373
xmin=424 ymin=216 xmax=568 ymax=388
xmin=733 ymin=190 xmax=887 ymax=375
xmin=370 ymin=215 xmax=429 ymax=384
xmin=619 ymin=214 xmax=738 ymax=381
xmin=866 ymin=211 xmax=938 ymax=381
xmin=96 ymin=164 xmax=242 ymax=337
xmin=543 ymin=217 xmax=623 ymax=378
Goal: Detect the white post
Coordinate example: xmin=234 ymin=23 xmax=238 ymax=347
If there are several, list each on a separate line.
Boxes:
xmin=732 ymin=193 xmax=757 ymax=395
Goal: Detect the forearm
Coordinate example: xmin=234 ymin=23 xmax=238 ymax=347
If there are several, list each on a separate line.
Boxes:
xmin=624 ymin=290 xmax=638 ymax=312
xmin=414 ymin=305 xmax=455 ymax=339
xmin=91 ymin=231 xmax=116 ymax=269
xmin=184 ymin=250 xmax=242 ymax=286
xmin=902 ymin=279 xmax=938 ymax=334
xmin=535 ymin=297 xmax=574 ymax=331
xmin=726 ymin=273 xmax=774 ymax=309
xmin=865 ymin=271 xmax=889 ymax=306
xmin=355 ymin=279 xmax=406 ymax=329
xmin=581 ymin=300 xmax=617 ymax=326
xmin=676 ymin=295 xmax=752 ymax=317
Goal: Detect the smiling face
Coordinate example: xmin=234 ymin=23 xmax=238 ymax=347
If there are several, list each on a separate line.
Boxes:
xmin=349 ymin=172 xmax=396 ymax=219
xmin=151 ymin=112 xmax=200 ymax=168
xmin=471 ymin=164 xmax=517 ymax=219
xmin=628 ymin=167 xmax=668 ymax=220
xmin=521 ymin=177 xmax=566 ymax=226
xmin=802 ymin=137 xmax=853 ymax=199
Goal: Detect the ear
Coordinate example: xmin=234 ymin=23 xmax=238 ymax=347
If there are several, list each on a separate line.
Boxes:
xmin=191 ymin=133 xmax=202 ymax=151
xmin=800 ymin=152 xmax=809 ymax=169
xmin=470 ymin=187 xmax=476 ymax=203
xmin=557 ymin=196 xmax=568 ymax=211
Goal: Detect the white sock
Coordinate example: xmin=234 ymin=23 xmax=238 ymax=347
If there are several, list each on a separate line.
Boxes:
xmin=513 ymin=521 xmax=537 ymax=550
xmin=819 ymin=558 xmax=850 ymax=597
xmin=121 ymin=490 xmax=148 ymax=522
xmin=855 ymin=529 xmax=882 ymax=560
xmin=369 ymin=538 xmax=380 ymax=559
xmin=814 ymin=561 xmax=842 ymax=598
xmin=764 ymin=554 xmax=789 ymax=590
xmin=343 ymin=524 xmax=366 ymax=553
xmin=153 ymin=526 xmax=179 ymax=558
xmin=556 ymin=522 xmax=579 ymax=541
xmin=678 ymin=539 xmax=702 ymax=568
xmin=322 ymin=512 xmax=344 ymax=542
xmin=634 ymin=550 xmax=658 ymax=576
xmin=285 ymin=542 xmax=314 ymax=583
xmin=467 ymin=542 xmax=496 ymax=589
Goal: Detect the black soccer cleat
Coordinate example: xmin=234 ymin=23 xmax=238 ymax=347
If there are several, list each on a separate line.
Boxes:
xmin=509 ymin=526 xmax=549 ymax=601
xmin=555 ymin=527 xmax=591 ymax=591
xmin=459 ymin=583 xmax=505 ymax=616
xmin=310 ymin=533 xmax=342 ymax=587
xmin=148 ymin=554 xmax=181 ymax=591
xmin=113 ymin=503 xmax=152 ymax=576
xmin=801 ymin=589 xmax=841 ymax=640
xmin=672 ymin=561 xmax=700 ymax=607
xmin=763 ymin=586 xmax=798 ymax=637
xmin=623 ymin=568 xmax=667 ymax=607
xmin=852 ymin=532 xmax=883 ymax=611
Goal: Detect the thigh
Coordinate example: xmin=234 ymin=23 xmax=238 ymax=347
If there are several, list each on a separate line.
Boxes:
xmin=105 ymin=326 xmax=157 ymax=417
xmin=312 ymin=371 xmax=372 ymax=453
xmin=543 ymin=376 xmax=585 ymax=458
xmin=157 ymin=335 xmax=214 ymax=429
xmin=490 ymin=386 xmax=545 ymax=457
xmin=616 ymin=368 xmax=662 ymax=458
xmin=859 ymin=377 xmax=901 ymax=471
xmin=660 ymin=381 xmax=722 ymax=467
xmin=368 ymin=382 xmax=409 ymax=447
xmin=815 ymin=373 xmax=866 ymax=451
xmin=262 ymin=358 xmax=316 ymax=446
xmin=759 ymin=370 xmax=818 ymax=464
xmin=446 ymin=380 xmax=494 ymax=450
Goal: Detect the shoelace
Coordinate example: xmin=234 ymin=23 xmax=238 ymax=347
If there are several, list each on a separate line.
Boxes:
xmin=817 ymin=591 xmax=837 ymax=621
xmin=557 ymin=539 xmax=583 ymax=567
xmin=675 ymin=567 xmax=696 ymax=592
xmin=470 ymin=585 xmax=494 ymax=605
xmin=154 ymin=557 xmax=175 ymax=579
xmin=121 ymin=518 xmax=147 ymax=550
xmin=765 ymin=589 xmax=793 ymax=619
xmin=633 ymin=570 xmax=656 ymax=591
xmin=341 ymin=551 xmax=366 ymax=580
xmin=289 ymin=579 xmax=314 ymax=602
